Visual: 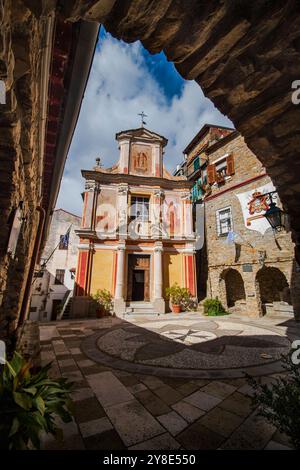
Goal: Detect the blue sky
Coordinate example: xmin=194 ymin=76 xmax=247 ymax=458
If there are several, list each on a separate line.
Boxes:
xmin=56 ymin=28 xmax=232 ymax=215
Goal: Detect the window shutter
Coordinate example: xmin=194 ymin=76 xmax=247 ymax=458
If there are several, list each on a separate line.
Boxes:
xmin=207 ymin=164 xmax=216 ymax=184
xmin=226 ymin=154 xmax=235 ymax=175
xmin=193 ymin=157 xmax=200 ymax=172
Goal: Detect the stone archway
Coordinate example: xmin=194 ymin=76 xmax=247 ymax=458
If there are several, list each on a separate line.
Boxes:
xmin=61 ymin=1 xmax=300 ymax=250
xmin=220 ymin=268 xmax=246 ymax=309
xmin=256 ymin=266 xmax=291 ymax=315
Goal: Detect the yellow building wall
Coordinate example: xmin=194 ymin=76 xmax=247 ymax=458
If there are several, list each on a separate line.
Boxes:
xmin=90 ymin=250 xmax=114 ymax=295
xmin=163 ymin=252 xmax=183 ymax=297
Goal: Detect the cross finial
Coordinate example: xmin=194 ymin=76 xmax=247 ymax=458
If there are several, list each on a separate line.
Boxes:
xmin=138 ymin=111 xmax=147 ymax=127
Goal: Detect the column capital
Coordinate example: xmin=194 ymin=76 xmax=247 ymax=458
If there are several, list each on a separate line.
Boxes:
xmin=154 ymin=241 xmax=163 ymax=252
xmin=117 ymin=243 xmax=126 ymax=251
xmin=153 ymin=188 xmax=164 ymax=198
xmin=85 ymin=180 xmax=98 ymax=191
xmin=118 ymin=184 xmax=129 ymax=195
xmin=181 ymin=191 xmax=191 ymax=201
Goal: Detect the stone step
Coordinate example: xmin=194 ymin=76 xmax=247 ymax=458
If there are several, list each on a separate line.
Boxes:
xmin=127 ymin=302 xmax=154 ymax=308
xmin=126 ymin=302 xmax=156 ymax=314
xmin=125 ymin=311 xmax=159 ymax=316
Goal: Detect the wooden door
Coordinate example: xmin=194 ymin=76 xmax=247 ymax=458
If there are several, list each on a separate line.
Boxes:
xmin=144 ymin=269 xmax=150 ymax=301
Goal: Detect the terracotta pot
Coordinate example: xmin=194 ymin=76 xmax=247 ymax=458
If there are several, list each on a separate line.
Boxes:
xmin=171 ymin=304 xmax=181 ymax=314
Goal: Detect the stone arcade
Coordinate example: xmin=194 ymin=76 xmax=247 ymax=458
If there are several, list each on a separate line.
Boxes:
xmin=72 ymin=128 xmax=197 ymax=316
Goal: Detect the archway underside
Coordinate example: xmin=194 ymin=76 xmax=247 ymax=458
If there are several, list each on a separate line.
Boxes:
xmin=62 ymin=0 xmax=300 ymax=248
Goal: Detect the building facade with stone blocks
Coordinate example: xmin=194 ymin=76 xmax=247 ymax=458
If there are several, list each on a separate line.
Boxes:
xmin=176 ymin=125 xmax=300 ymax=319
xmin=73 ymin=127 xmax=196 ymax=316
xmin=29 ymin=209 xmax=81 ymax=322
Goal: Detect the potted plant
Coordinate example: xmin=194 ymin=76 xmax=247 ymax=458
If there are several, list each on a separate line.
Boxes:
xmin=91 ymin=289 xmax=113 ymax=318
xmin=166 ymin=283 xmax=191 ymax=313
xmin=0 ymin=352 xmax=74 ymax=450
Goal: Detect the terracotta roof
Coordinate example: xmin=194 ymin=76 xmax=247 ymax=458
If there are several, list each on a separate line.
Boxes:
xmin=183 ymin=123 xmax=235 ymax=155
xmin=54 ymin=208 xmax=81 ymax=219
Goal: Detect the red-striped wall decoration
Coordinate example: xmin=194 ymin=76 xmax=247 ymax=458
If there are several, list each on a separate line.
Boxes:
xmin=75 ymin=251 xmax=88 ymax=296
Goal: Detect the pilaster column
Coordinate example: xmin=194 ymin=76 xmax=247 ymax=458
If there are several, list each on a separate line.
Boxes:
xmin=115 ymin=243 xmax=126 ymax=299
xmin=151 ymin=189 xmax=164 ymax=239
xmin=182 ymin=191 xmax=193 ymax=238
xmin=118 ymin=184 xmax=128 ymax=238
xmin=154 ymin=242 xmax=163 ymax=298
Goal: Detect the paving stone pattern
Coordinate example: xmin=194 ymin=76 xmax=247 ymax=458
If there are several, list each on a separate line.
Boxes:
xmin=39 ymin=314 xmax=298 ymax=450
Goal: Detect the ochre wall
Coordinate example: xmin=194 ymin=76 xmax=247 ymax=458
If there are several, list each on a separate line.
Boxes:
xmin=163 ymin=253 xmax=183 ymax=297
xmin=90 ymin=250 xmax=114 ymax=294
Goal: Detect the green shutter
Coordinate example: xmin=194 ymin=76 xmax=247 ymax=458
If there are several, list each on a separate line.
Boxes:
xmin=193 ymin=157 xmax=200 ymax=172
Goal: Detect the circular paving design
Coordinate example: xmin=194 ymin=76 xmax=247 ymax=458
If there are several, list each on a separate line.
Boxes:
xmin=82 ymin=315 xmax=291 ymax=379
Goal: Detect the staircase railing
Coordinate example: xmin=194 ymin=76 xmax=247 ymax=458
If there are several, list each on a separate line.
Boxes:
xmin=57 ymin=289 xmax=72 ymax=320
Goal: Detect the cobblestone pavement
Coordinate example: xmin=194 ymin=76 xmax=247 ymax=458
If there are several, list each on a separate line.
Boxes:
xmin=40 ymin=313 xmax=299 ymax=450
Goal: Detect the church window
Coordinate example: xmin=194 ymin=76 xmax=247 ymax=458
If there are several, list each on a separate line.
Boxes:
xmin=130 ymin=196 xmax=149 ymax=221
xmin=216 ymin=207 xmax=233 ymax=236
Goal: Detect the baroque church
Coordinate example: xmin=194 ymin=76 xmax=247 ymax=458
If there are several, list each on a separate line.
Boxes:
xmin=73 ymin=127 xmax=197 ymax=316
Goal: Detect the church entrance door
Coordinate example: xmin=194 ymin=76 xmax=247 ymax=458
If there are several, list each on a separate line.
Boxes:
xmin=127 ymin=254 xmax=150 ymax=302
xmin=132 ymin=270 xmax=145 ymax=301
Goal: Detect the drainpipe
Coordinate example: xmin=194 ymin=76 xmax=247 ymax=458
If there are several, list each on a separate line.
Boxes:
xmin=18 ymin=206 xmax=46 ymax=328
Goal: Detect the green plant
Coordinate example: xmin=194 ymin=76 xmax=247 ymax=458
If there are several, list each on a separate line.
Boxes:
xmin=203 ymin=297 xmax=228 ymax=316
xmin=246 ymin=354 xmax=300 ymax=449
xmin=0 ymin=352 xmax=74 ymax=450
xmin=91 ymin=289 xmax=113 ymax=315
xmin=166 ymin=283 xmax=191 ymax=306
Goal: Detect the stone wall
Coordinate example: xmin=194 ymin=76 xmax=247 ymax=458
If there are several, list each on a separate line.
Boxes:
xmin=204 ymin=135 xmax=300 ymax=318
xmin=0 ymin=0 xmax=45 ymax=347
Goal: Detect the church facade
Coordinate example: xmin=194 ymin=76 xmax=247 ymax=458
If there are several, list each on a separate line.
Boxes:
xmin=73 ymin=128 xmax=196 ymax=316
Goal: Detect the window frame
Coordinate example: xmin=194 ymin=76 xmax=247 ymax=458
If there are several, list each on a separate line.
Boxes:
xmin=216 ymin=206 xmax=233 ymax=237
xmin=59 ymin=234 xmax=69 ymax=250
xmin=54 ymin=269 xmax=65 ymax=285
xmin=130 ymin=195 xmax=150 ymax=222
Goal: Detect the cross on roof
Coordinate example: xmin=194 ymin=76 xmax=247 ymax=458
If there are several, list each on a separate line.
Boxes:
xmin=138 ymin=111 xmax=147 ymax=127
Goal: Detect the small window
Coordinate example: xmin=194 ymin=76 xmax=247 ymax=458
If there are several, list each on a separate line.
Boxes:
xmin=59 ymin=234 xmax=69 ymax=250
xmin=54 ymin=269 xmax=65 ymax=285
xmin=216 ymin=207 xmax=233 ymax=236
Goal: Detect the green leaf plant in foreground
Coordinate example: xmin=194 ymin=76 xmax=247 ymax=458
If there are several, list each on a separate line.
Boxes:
xmin=247 ymin=353 xmax=300 ymax=449
xmin=0 ymin=352 xmax=74 ymax=450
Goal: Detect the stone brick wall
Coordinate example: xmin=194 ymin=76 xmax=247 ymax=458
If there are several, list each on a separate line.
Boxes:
xmin=204 ymin=135 xmax=300 ymax=318
xmin=0 ymin=0 xmax=45 ymax=346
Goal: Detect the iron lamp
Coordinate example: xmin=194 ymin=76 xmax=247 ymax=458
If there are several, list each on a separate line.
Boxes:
xmin=264 ymin=201 xmax=285 ymax=231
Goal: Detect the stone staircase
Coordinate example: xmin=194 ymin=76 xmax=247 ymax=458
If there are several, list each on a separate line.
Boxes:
xmin=61 ymin=297 xmax=73 ymax=320
xmin=125 ymin=302 xmax=157 ymax=315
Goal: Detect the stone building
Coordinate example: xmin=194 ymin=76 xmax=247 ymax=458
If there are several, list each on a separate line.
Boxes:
xmin=29 ymin=209 xmax=81 ymax=322
xmin=1 ymin=1 xmax=300 ymax=348
xmin=177 ymin=124 xmax=300 ymax=318
xmin=0 ymin=3 xmax=98 ymax=347
xmin=73 ymin=127 xmax=196 ymax=316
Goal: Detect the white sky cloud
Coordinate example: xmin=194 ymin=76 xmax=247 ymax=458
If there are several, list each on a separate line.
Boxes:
xmin=56 ymin=34 xmax=232 ymax=216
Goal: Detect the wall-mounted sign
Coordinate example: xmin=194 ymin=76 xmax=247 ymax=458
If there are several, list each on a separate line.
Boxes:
xmin=236 ymin=182 xmax=276 ymax=235
xmin=242 ymin=263 xmax=253 ymax=272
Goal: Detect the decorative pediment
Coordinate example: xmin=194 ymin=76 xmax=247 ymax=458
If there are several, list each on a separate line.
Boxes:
xmin=116 ymin=127 xmax=167 ymax=147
